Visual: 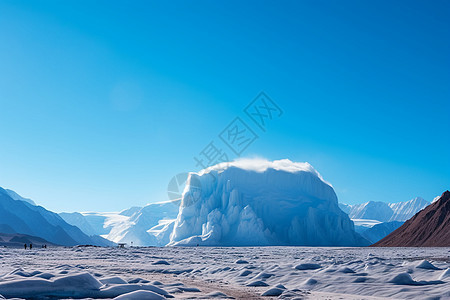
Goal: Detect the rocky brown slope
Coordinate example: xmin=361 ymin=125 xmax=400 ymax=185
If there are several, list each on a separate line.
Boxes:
xmin=372 ymin=190 xmax=450 ymax=247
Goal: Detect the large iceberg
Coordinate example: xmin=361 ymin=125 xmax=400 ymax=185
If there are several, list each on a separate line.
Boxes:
xmin=168 ymin=159 xmax=369 ymax=246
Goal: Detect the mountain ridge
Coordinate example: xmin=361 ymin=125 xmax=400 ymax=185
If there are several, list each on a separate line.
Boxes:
xmin=339 ymin=197 xmax=430 ymax=222
xmin=0 ymin=187 xmax=113 ymax=247
xmin=60 ymin=199 xmax=181 ymax=246
xmin=373 ymin=190 xmax=450 ymax=247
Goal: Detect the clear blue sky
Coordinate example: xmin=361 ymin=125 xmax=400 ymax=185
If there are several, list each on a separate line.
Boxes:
xmin=0 ymin=0 xmax=449 ymax=212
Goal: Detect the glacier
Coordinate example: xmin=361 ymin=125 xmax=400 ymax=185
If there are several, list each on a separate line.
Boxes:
xmin=168 ymin=159 xmax=369 ymax=246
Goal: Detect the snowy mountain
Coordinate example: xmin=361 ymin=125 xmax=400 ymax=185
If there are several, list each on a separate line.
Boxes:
xmin=99 ymin=200 xmax=180 ymax=246
xmin=168 ymin=159 xmax=369 ymax=246
xmin=345 ymin=201 xmax=394 ymax=222
xmin=0 ymin=187 xmax=113 ymax=246
xmin=340 ymin=197 xmax=430 ymax=222
xmin=359 ymin=221 xmax=404 ymax=244
xmin=59 ymin=212 xmax=97 ymax=236
xmin=389 ymin=197 xmax=430 ymax=221
xmin=60 ymin=200 xmax=180 ymax=246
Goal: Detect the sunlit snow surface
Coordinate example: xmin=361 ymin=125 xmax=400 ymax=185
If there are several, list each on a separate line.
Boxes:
xmin=0 ymin=247 xmax=449 ymax=299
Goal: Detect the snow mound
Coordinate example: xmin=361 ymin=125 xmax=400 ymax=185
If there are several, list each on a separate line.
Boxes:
xmin=152 ymin=260 xmax=170 ymax=265
xmin=239 ymin=270 xmax=252 ymax=276
xmin=416 ymin=260 xmax=440 ymax=270
xmin=113 ymin=290 xmax=165 ymax=300
xmin=261 ymin=287 xmax=284 ymax=296
xmin=235 ymin=259 xmax=249 ymax=264
xmin=0 ymin=270 xmax=173 ymax=299
xmin=337 ymin=267 xmax=355 ymax=274
xmin=274 ymin=284 xmax=286 ymax=289
xmin=100 ymin=276 xmax=128 ymax=284
xmin=205 ymin=291 xmax=233 ymax=298
xmin=246 ymin=280 xmax=269 ymax=287
xmin=389 ymin=273 xmax=416 ymax=285
xmin=294 ymin=263 xmax=321 ymax=270
xmin=0 ymin=272 xmax=102 ymax=298
xmin=439 ymin=268 xmax=450 ymax=280
xmin=303 ymin=278 xmax=318 ymax=286
xmin=169 ymin=159 xmax=368 ymax=246
xmin=388 ymin=273 xmax=444 ymax=286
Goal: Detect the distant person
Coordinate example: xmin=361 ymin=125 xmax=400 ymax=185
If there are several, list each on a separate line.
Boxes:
xmin=44 ymin=244 xmax=47 ymax=249
xmin=24 ymin=244 xmax=27 ymax=250
xmin=29 ymin=243 xmax=32 ymax=250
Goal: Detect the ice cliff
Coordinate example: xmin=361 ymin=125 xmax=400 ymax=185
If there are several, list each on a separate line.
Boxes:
xmin=168 ymin=159 xmax=369 ymax=246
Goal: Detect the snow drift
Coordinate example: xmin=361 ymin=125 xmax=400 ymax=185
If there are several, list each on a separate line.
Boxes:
xmin=168 ymin=159 xmax=369 ymax=246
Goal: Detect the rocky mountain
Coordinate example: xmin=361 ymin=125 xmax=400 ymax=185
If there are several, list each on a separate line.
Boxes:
xmin=373 ymin=191 xmax=450 ymax=247
xmin=0 ymin=187 xmax=113 ymax=247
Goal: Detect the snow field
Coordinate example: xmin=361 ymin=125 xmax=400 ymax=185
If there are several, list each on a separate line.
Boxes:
xmin=0 ymin=246 xmax=449 ymax=299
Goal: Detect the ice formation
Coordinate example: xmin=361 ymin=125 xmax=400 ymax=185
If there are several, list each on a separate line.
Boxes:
xmin=169 ymin=159 xmax=369 ymax=246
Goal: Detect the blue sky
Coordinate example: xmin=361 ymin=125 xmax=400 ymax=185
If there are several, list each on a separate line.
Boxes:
xmin=0 ymin=0 xmax=449 ymax=212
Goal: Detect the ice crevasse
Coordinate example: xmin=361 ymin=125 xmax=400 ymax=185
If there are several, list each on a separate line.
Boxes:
xmin=168 ymin=159 xmax=369 ymax=246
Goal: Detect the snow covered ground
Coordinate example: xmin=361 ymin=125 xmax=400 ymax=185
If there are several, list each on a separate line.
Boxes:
xmin=0 ymin=246 xmax=448 ymax=299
